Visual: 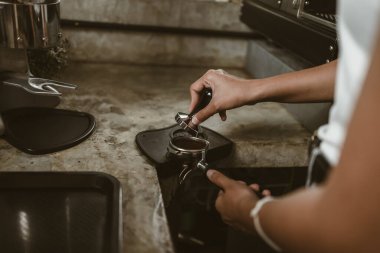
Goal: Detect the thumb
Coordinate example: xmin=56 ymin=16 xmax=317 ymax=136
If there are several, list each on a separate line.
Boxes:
xmin=192 ymin=103 xmax=217 ymax=125
xmin=189 ymin=88 xmax=201 ymax=113
xmin=207 ymin=170 xmax=233 ymax=190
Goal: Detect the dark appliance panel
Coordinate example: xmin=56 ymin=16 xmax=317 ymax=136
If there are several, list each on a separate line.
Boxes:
xmin=255 ymin=0 xmax=282 ymax=9
xmin=241 ymin=0 xmax=338 ymax=66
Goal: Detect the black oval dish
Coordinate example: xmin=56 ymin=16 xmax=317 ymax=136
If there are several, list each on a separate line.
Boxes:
xmin=1 ymin=107 xmax=96 ymax=155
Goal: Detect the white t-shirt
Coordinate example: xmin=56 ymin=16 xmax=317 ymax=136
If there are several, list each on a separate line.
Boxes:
xmin=318 ymin=0 xmax=380 ymax=166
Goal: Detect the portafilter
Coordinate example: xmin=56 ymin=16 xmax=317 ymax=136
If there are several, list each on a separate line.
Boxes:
xmin=167 ymin=136 xmax=210 ymax=185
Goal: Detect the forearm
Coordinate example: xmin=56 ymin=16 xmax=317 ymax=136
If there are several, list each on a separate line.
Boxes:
xmin=258 ymin=188 xmax=328 ymax=253
xmin=257 ymin=169 xmax=379 ymax=253
xmin=257 ymin=184 xmax=365 ymax=253
xmin=247 ymin=60 xmax=337 ymax=104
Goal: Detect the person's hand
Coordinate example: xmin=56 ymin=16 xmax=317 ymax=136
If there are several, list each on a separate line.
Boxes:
xmin=189 ymin=69 xmax=261 ymax=126
xmin=207 ymin=169 xmax=271 ymax=234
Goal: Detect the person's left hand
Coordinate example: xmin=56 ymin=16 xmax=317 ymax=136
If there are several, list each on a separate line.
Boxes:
xmin=207 ymin=169 xmax=271 ymax=234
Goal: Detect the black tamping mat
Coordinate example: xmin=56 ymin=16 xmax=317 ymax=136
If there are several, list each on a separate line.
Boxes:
xmin=135 ymin=124 xmax=234 ymax=175
xmin=0 ymin=107 xmax=96 ymax=155
xmin=0 ymin=172 xmax=123 ymax=253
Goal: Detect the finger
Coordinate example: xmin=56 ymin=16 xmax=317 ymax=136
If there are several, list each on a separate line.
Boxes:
xmin=215 ymin=194 xmax=223 ymax=212
xmin=192 ymin=103 xmax=217 ymax=124
xmin=222 ymin=217 xmax=234 ymax=227
xmin=216 ymin=69 xmax=224 ymax=74
xmin=237 ymin=180 xmax=246 ymax=185
xmin=217 ymin=69 xmax=241 ymax=80
xmin=219 ymin=111 xmax=227 ymax=121
xmin=249 ymin=184 xmax=260 ymax=192
xmin=189 ymin=116 xmax=201 ymax=129
xmin=216 ymin=69 xmax=233 ymax=77
xmin=189 ymin=81 xmax=206 ymax=113
xmin=262 ymin=189 xmax=272 ymax=197
xmin=188 ymin=71 xmax=213 ymax=113
xmin=207 ymin=170 xmax=234 ymax=190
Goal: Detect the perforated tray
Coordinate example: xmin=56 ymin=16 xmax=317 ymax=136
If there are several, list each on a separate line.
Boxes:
xmin=0 ymin=172 xmax=122 ymax=253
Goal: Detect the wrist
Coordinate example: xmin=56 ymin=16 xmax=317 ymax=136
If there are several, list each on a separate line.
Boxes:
xmin=251 ymin=196 xmax=282 ymax=252
xmin=244 ymin=79 xmax=271 ymax=104
xmin=238 ymin=198 xmax=257 ymax=234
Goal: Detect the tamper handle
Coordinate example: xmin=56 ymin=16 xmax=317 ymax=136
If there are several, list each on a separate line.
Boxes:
xmin=189 ymin=88 xmax=212 ymax=117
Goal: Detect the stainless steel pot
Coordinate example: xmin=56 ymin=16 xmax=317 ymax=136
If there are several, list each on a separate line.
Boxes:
xmin=0 ymin=0 xmax=61 ymax=49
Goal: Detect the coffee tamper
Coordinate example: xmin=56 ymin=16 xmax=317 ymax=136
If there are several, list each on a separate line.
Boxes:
xmin=175 ymin=88 xmax=212 ymax=136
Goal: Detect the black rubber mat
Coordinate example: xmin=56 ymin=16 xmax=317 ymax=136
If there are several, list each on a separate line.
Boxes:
xmin=1 ymin=107 xmax=96 ymax=155
xmin=0 ymin=172 xmax=122 ymax=253
xmin=135 ymin=124 xmax=233 ymax=170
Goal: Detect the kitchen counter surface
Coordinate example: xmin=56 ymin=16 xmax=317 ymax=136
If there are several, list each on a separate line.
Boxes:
xmin=0 ymin=63 xmax=310 ymax=253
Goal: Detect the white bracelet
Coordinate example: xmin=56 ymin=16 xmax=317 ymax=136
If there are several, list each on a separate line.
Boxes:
xmin=250 ymin=196 xmax=282 ymax=252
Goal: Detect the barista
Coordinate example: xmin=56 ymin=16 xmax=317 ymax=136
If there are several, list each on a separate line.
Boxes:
xmin=187 ymin=0 xmax=380 ymax=252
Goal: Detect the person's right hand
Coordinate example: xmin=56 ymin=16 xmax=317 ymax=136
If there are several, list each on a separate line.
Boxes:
xmin=206 ymin=169 xmax=271 ymax=234
xmin=188 ymin=69 xmax=261 ymax=126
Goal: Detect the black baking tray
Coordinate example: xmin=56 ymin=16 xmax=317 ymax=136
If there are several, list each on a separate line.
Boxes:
xmin=0 ymin=172 xmax=122 ymax=253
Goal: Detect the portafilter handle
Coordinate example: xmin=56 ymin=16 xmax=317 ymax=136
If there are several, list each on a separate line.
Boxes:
xmin=189 ymin=88 xmax=213 ymax=117
xmin=196 ymin=149 xmax=209 ymax=173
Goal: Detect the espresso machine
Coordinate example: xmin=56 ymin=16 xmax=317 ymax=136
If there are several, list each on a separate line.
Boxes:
xmin=0 ymin=0 xmax=95 ymax=154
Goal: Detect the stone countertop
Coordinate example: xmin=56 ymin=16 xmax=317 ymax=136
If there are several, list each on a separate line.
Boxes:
xmin=0 ymin=63 xmax=310 ymax=253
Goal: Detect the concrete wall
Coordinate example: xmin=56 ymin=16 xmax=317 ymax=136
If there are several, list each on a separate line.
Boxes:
xmin=61 ymin=0 xmax=249 ymax=32
xmin=1 ymin=1 xmax=251 ymax=72
xmin=62 ymin=27 xmax=248 ymax=68
xmin=60 ymin=0 xmax=251 ymax=67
